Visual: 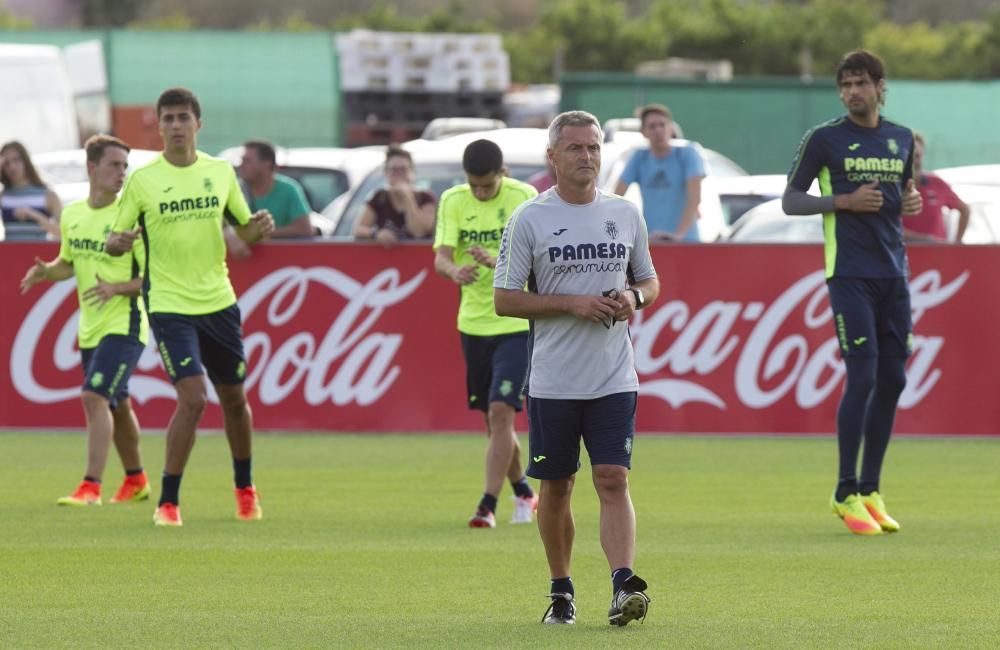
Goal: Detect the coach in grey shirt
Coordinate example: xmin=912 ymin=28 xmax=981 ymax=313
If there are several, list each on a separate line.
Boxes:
xmin=494 ymin=110 xmax=660 ymax=627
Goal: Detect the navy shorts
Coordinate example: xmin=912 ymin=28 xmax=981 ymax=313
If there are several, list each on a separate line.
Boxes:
xmin=149 ymin=305 xmax=247 ymax=385
xmin=526 ymin=391 xmax=637 ymax=480
xmin=827 ymin=277 xmax=912 ymax=358
xmin=80 ymin=334 xmax=145 ymax=409
xmin=460 ymin=331 xmax=529 ymax=413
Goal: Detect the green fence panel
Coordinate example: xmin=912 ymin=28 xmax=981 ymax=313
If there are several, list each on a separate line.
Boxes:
xmin=560 ymin=73 xmax=1000 ymax=174
xmin=107 ymin=31 xmax=341 ymax=152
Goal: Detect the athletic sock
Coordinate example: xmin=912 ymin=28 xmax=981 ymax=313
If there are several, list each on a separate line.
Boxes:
xmin=511 ymin=476 xmax=534 ymax=499
xmin=478 ymin=493 xmax=498 ymax=514
xmin=858 ymin=481 xmax=879 ymax=496
xmin=125 ymin=467 xmax=144 ymax=477
xmin=612 ymin=567 xmax=634 ymax=594
xmin=83 ymin=476 xmax=101 ymax=484
xmin=550 ymin=576 xmax=574 ymax=597
xmin=233 ymin=457 xmax=252 ymax=489
xmin=160 ymin=473 xmax=182 ymax=506
xmin=835 ymin=478 xmax=858 ymax=503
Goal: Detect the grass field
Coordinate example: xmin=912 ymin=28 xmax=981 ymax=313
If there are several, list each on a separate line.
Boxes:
xmin=1 ymin=432 xmax=998 ymax=648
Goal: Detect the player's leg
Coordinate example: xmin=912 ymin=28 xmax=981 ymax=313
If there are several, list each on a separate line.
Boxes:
xmin=198 ymin=304 xmax=260 ymax=521
xmin=527 ymin=396 xmax=581 ymax=623
xmin=581 ymin=391 xmax=649 ymax=626
xmin=486 ymin=332 xmax=535 ymax=524
xmin=109 ymin=396 xmax=150 ymax=503
xmin=150 ymin=313 xmax=207 ymax=525
xmin=461 ymin=334 xmax=500 ymax=527
xmin=859 ymin=278 xmax=911 ymax=532
xmin=59 ymin=337 xmax=141 ymax=506
xmin=826 ymin=278 xmax=883 ymax=535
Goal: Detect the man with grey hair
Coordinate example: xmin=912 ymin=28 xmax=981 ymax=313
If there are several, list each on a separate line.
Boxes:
xmin=494 ymin=110 xmax=660 ymax=626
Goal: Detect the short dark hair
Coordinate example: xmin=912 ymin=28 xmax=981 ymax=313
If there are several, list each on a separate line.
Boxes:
xmin=243 ymin=139 xmax=276 ymax=166
xmin=385 ymin=144 xmax=413 ymax=167
xmin=836 ymin=49 xmax=886 ymax=86
xmin=84 ymin=134 xmax=130 ymax=164
xmin=157 ymin=87 xmax=201 ymax=118
xmin=462 ymin=139 xmax=504 ymax=176
xmin=638 ymin=103 xmax=672 ymax=127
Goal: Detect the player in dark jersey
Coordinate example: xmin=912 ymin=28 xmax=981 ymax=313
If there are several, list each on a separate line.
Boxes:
xmin=783 ymin=49 xmax=922 ymax=536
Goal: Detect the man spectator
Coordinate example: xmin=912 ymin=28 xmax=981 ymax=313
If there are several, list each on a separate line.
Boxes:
xmin=614 ymin=104 xmax=705 ymax=242
xmin=239 ymin=139 xmax=314 ymax=238
xmin=903 ymin=132 xmax=970 ymax=243
xmin=352 ymin=145 xmax=436 ymax=246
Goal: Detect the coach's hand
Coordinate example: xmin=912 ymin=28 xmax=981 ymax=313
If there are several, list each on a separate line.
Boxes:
xmin=106 ymin=228 xmax=140 ymax=256
xmin=901 ymin=179 xmax=922 ymax=215
xmin=567 ymin=294 xmax=621 ymax=326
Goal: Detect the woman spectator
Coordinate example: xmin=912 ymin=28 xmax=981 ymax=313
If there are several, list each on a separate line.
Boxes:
xmin=1 ymin=141 xmax=62 ymax=239
xmin=352 ymin=145 xmax=436 ymax=246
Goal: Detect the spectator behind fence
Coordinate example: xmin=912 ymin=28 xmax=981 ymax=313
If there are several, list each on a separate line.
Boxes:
xmin=614 ymin=104 xmax=705 ymax=242
xmin=1 ymin=140 xmax=62 ymax=239
xmin=239 ymin=139 xmax=314 ymax=238
xmin=526 ymin=158 xmax=556 ymax=193
xmin=352 ymin=145 xmax=436 ymax=246
xmin=903 ymin=132 xmax=970 ymax=243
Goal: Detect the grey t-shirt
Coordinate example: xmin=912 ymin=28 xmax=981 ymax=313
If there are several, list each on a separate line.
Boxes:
xmin=494 ymin=187 xmax=656 ymax=399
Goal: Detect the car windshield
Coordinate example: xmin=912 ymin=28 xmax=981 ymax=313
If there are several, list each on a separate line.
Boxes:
xmin=333 ymin=161 xmax=545 ymax=237
xmin=278 ymin=166 xmax=349 ymax=213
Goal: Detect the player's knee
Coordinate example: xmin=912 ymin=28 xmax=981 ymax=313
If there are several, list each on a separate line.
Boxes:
xmin=541 ymin=476 xmax=574 ymax=500
xmin=80 ymin=390 xmax=108 ymax=412
xmin=878 ymin=360 xmax=907 ymax=396
xmin=592 ymin=465 xmax=629 ymax=496
xmin=177 ymin=389 xmax=208 ymax=417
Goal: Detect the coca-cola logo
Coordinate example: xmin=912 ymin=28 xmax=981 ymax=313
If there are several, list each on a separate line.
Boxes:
xmin=11 ymin=266 xmax=426 ymax=406
xmin=631 ymin=269 xmax=967 ymax=410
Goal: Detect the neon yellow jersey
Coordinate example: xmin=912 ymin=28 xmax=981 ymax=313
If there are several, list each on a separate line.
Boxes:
xmin=434 ymin=177 xmax=536 ymax=336
xmin=113 ymin=152 xmax=252 ymax=315
xmin=59 ymin=200 xmax=148 ymax=348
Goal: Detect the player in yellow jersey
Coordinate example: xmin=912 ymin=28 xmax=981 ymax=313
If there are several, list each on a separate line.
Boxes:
xmin=20 ymin=135 xmax=151 ymax=507
xmin=106 ymin=88 xmax=274 ymax=527
xmin=434 ymin=139 xmax=539 ymax=528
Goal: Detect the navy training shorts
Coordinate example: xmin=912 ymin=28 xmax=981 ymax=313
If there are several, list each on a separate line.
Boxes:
xmin=526 ymin=391 xmax=637 ymax=480
xmin=827 ymin=277 xmax=912 ymax=358
xmin=80 ymin=334 xmax=145 ymax=409
xmin=149 ymin=304 xmax=247 ymax=385
xmin=460 ymin=331 xmax=529 ymax=413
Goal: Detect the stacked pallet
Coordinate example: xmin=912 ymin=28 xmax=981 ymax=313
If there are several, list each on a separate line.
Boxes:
xmin=337 ymin=30 xmax=509 ymax=146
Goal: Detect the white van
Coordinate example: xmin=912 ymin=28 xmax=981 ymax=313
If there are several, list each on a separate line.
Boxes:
xmin=0 ymin=44 xmax=80 ymax=153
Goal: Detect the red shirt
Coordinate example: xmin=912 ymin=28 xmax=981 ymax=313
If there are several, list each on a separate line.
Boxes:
xmin=904 ymin=173 xmax=962 ymax=240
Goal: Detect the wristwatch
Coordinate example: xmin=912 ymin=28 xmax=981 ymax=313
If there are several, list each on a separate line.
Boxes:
xmin=629 ymin=287 xmax=645 ymax=309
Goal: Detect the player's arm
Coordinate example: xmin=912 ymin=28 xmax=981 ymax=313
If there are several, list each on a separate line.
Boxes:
xmin=107 ymin=176 xmax=143 ymax=256
xmin=82 ymin=275 xmax=142 ymax=306
xmin=233 ymin=210 xmax=275 ymax=244
xmin=20 ymin=256 xmax=73 ymax=294
xmin=434 ymin=245 xmax=478 ymax=285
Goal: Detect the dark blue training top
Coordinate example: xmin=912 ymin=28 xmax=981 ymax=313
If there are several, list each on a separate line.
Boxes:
xmin=787 ymin=115 xmax=915 ymax=279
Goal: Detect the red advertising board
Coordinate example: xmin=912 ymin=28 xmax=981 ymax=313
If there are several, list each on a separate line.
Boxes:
xmin=2 ymin=241 xmax=997 ymax=434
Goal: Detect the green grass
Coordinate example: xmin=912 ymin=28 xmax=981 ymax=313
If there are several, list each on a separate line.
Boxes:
xmin=1 ymin=432 xmax=998 ymax=648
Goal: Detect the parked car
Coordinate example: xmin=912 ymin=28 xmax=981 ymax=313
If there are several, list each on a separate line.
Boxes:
xmin=932 ymin=164 xmax=1000 ymax=188
xmin=33 ymin=147 xmax=161 ymax=206
xmin=325 ymin=128 xmax=551 ymax=238
xmin=714 ymin=174 xmax=789 ymax=225
xmin=725 ymin=183 xmax=1000 ymax=244
xmin=419 ymin=117 xmax=506 ymax=141
xmin=603 ymin=129 xmax=748 ymax=178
